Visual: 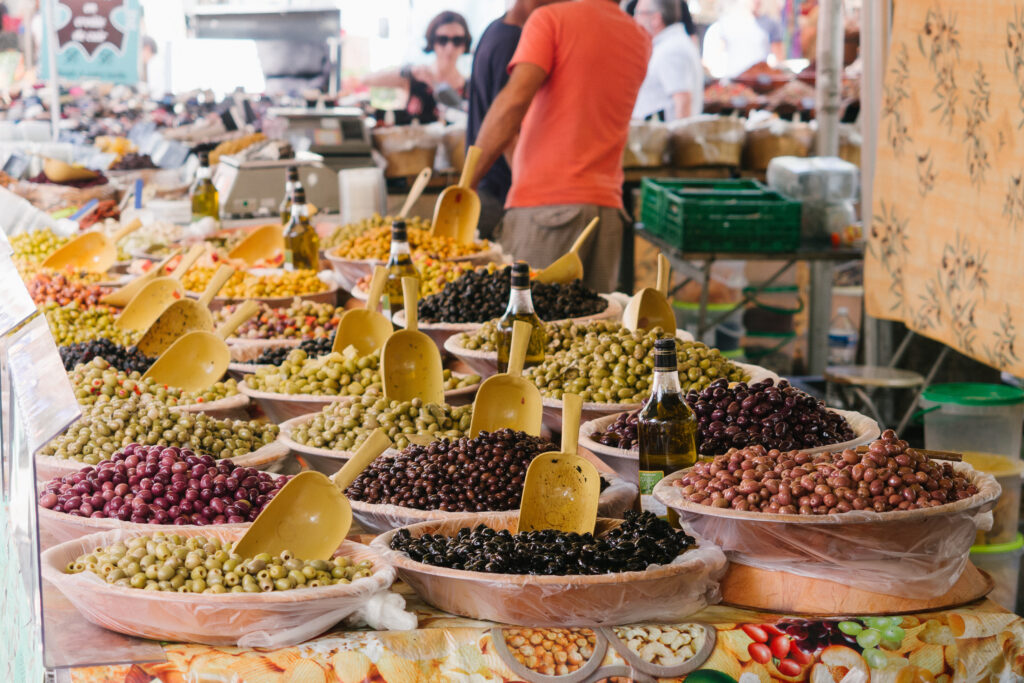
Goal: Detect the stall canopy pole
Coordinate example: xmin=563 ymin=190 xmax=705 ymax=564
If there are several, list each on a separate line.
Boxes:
xmin=861 ymin=0 xmax=887 ymax=367
xmin=814 ymin=0 xmax=844 ymax=156
xmin=42 ymin=0 xmax=61 ymax=141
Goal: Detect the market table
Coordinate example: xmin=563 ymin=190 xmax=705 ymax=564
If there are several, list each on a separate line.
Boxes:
xmin=48 ymin=568 xmax=1024 ymax=682
xmin=636 ymin=227 xmax=863 ymax=376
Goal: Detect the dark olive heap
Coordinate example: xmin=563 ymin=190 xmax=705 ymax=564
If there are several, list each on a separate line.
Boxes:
xmin=687 ymin=379 xmax=855 ymax=456
xmin=389 ymin=511 xmax=694 ymax=575
xmin=242 ymin=337 xmax=334 ymax=366
xmin=346 ymin=429 xmax=556 ymax=512
xmin=417 ymin=266 xmax=607 ymax=324
xmin=60 ymin=339 xmax=155 ymax=374
xmin=591 ymin=410 xmax=640 ymax=450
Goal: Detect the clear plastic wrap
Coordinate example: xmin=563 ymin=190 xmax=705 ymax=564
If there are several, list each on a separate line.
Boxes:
xmin=349 ymin=472 xmax=638 ymax=535
xmin=623 ymin=121 xmax=672 ymax=168
xmin=766 ymin=155 xmax=860 ymax=202
xmin=742 ymin=118 xmax=815 ymax=171
xmin=801 ymin=199 xmax=857 ymax=242
xmin=40 ymin=528 xmax=409 ymax=647
xmin=371 ymin=124 xmax=439 ymax=178
xmin=370 ymin=514 xmax=727 ymax=626
xmin=653 ymin=463 xmax=1000 ymax=598
xmin=668 ymin=115 xmax=746 ymax=168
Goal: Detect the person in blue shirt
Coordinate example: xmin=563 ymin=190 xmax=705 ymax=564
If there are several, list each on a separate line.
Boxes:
xmin=466 ymin=0 xmax=565 ymax=240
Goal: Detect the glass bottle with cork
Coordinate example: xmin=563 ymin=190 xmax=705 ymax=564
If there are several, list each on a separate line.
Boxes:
xmin=282 ymin=186 xmax=319 ymax=271
xmin=280 ymin=165 xmax=301 ymax=225
xmin=383 ymin=219 xmax=419 ymax=321
xmin=190 ymin=151 xmax=219 ymax=223
xmin=637 ymin=336 xmax=698 ymax=521
xmin=496 ymin=261 xmax=546 ymax=373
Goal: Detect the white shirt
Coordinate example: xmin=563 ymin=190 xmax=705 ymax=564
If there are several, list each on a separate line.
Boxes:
xmin=702 ymin=11 xmax=770 ymax=79
xmin=632 ymin=24 xmax=704 ymax=122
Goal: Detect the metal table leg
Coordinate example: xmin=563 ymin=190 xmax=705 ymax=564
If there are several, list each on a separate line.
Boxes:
xmin=807 ymin=260 xmax=836 ymax=375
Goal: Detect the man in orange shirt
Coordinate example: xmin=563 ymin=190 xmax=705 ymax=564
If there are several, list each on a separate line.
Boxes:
xmin=470 ymin=0 xmax=651 ymax=292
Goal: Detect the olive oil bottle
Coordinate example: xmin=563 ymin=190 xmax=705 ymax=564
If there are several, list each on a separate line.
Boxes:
xmin=383 ymin=220 xmax=419 ymax=321
xmin=280 ymin=165 xmax=300 ymax=224
xmin=637 ymin=337 xmax=698 ymax=520
xmin=190 ymin=151 xmax=219 ymax=223
xmin=283 ymin=186 xmax=319 ymax=270
xmin=496 ymin=262 xmax=546 ymax=373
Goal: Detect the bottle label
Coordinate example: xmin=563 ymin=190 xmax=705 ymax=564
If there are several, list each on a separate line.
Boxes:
xmin=283 ymin=250 xmax=294 ymax=271
xmin=639 ymin=469 xmax=668 ymax=518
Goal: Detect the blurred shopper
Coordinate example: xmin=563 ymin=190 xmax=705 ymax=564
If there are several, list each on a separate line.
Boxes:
xmin=466 ymin=0 xmax=565 ymax=240
xmin=702 ymin=0 xmax=770 ymax=78
xmin=362 ymin=11 xmax=471 ymax=125
xmin=755 ymin=0 xmax=786 ymax=64
xmin=622 ymin=0 xmax=698 ymax=47
xmin=471 ymin=0 xmax=650 ymax=292
xmin=632 ymin=0 xmax=704 ymax=121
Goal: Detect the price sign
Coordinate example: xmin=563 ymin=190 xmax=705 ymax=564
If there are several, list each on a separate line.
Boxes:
xmin=41 ymin=0 xmax=141 ymax=85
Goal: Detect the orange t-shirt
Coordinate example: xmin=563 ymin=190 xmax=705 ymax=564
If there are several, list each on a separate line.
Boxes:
xmin=505 ymin=0 xmax=651 ymax=209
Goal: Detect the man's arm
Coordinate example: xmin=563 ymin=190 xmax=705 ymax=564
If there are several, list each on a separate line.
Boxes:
xmin=671 ymin=91 xmax=693 ymax=120
xmin=470 ymin=62 xmax=547 ymax=188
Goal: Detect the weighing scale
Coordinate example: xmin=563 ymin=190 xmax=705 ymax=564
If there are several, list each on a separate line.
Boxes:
xmin=213 ymin=156 xmax=340 ymax=219
xmin=267 ymin=106 xmax=376 ymax=174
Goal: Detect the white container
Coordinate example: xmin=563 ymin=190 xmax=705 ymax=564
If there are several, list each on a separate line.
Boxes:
xmin=970 ymin=534 xmax=1023 ymax=612
xmin=920 ymin=383 xmax=1024 ymax=459
xmin=766 ymin=155 xmax=859 ymax=202
xmin=338 ymin=167 xmax=386 ymax=224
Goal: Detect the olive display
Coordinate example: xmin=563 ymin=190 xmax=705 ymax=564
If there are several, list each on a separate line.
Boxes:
xmin=68 ymin=357 xmax=238 ymax=406
xmin=60 ymin=339 xmax=154 ymax=374
xmin=460 ymin=319 xmax=622 ymax=354
xmin=44 ymin=302 xmax=140 ymax=347
xmin=332 ymin=225 xmax=487 ymax=261
xmin=64 ymin=534 xmax=374 ymax=593
xmin=687 ymin=379 xmax=855 ymax=455
xmin=322 ymin=214 xmax=431 ymax=251
xmin=27 ymin=272 xmax=111 ymax=307
xmin=418 ymin=266 xmax=608 ymax=324
xmin=291 ymin=396 xmax=473 ymax=452
xmin=673 ymin=430 xmax=981 ymax=514
xmin=39 ymin=444 xmax=288 ymax=525
xmin=182 ymin=267 xmax=328 ymax=299
xmin=10 ymin=229 xmax=71 ymax=263
xmin=219 ymin=299 xmax=343 ymax=340
xmin=241 ymin=337 xmax=333 ymax=366
xmin=40 ymin=394 xmax=279 ymax=464
xmin=523 ymin=331 xmax=747 ymax=404
xmin=247 ymin=348 xmax=479 ymax=396
xmin=346 ymin=429 xmax=556 ymax=510
xmin=355 ymin=254 xmax=475 ymax=298
xmin=389 ymin=511 xmax=695 ymax=575
xmin=591 ymin=410 xmax=640 ymax=450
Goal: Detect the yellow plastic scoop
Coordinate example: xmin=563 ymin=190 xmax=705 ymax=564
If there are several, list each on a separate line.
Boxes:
xmin=398 ymin=167 xmax=432 ymax=218
xmin=114 ymin=244 xmax=206 ymax=332
xmin=42 ymin=218 xmax=143 ymax=273
xmin=535 ymin=217 xmax=599 ymax=284
xmin=100 ymin=248 xmax=183 ymax=307
xmin=517 ymin=393 xmax=600 ymax=535
xmin=381 ymin=277 xmax=444 ymax=404
xmin=623 ymin=252 xmax=676 ymax=333
xmin=432 ymin=145 xmax=481 ymax=244
xmin=469 ymin=320 xmax=542 ymax=437
xmin=141 ymin=300 xmax=259 ymax=393
xmin=134 ymin=264 xmax=236 ymax=357
xmin=227 ymin=224 xmax=284 ymax=266
xmin=332 ymin=265 xmax=392 ymax=355
xmin=233 ymin=429 xmax=393 ymax=561
xmin=44 ymin=158 xmax=98 ymax=183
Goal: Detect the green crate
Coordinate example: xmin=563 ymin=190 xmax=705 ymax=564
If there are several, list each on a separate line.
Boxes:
xmin=640 ymin=178 xmax=801 ymax=253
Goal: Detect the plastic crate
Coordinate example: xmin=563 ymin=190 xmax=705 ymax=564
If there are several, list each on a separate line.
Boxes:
xmin=641 ymin=178 xmax=802 ymax=253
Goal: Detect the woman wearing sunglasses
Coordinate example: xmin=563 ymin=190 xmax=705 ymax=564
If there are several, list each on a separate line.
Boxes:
xmin=361 ymin=11 xmax=472 ymax=125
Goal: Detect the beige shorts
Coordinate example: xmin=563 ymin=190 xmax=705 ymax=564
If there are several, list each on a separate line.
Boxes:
xmin=496 ymin=204 xmax=626 ymax=293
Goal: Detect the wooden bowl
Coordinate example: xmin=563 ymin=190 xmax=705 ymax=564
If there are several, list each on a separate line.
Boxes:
xmin=237 ymin=380 xmax=355 ymax=425
xmin=578 ymin=407 xmax=879 ymax=481
xmin=170 ymin=393 xmax=252 ymax=421
xmin=370 ymin=514 xmax=727 ymax=627
xmin=41 ymin=528 xmax=394 ymax=647
xmin=35 ymin=440 xmax=289 ymax=484
xmin=325 ymin=244 xmax=503 ymax=292
xmin=653 ymin=462 xmax=1001 ymax=598
xmin=189 ymin=282 xmax=340 ymax=311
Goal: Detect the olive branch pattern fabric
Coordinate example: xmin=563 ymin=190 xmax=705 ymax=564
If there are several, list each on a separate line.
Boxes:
xmin=867 ymin=0 xmax=1024 ymax=374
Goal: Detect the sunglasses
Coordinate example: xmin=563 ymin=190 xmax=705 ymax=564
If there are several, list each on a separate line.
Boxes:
xmin=434 ymin=35 xmax=467 ymax=47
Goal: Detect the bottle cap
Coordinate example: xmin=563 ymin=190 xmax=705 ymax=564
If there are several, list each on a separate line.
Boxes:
xmin=511 ymin=261 xmax=530 ymax=287
xmin=653 ymin=337 xmax=677 ymax=370
xmin=287 ymin=165 xmax=299 ymax=180
xmin=198 ymin=151 xmax=209 ymax=166
xmin=391 ymin=220 xmax=408 ymax=241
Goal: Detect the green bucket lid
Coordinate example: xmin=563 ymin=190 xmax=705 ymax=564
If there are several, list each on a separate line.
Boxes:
xmin=971 ymin=533 xmax=1024 ymax=555
xmin=921 ymin=383 xmax=1024 ymax=407
xmin=672 ymin=300 xmax=739 ymax=312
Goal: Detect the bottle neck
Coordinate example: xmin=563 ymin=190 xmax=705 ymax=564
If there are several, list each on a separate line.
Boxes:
xmin=196 ymin=166 xmax=211 ymax=181
xmin=284 ymin=180 xmax=294 ymax=195
xmin=505 ymin=285 xmax=535 ymax=314
xmin=289 ymin=200 xmax=309 ymax=221
xmin=390 ymin=236 xmax=411 ymax=257
xmin=650 ymin=367 xmax=682 ymax=396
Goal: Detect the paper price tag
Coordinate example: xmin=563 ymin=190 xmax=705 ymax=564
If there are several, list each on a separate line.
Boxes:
xmin=0 ymin=254 xmax=36 ymax=336
xmin=7 ymin=316 xmax=80 ymax=454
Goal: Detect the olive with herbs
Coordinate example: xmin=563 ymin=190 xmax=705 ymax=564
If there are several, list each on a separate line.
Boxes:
xmin=60 ymin=339 xmax=155 ymax=374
